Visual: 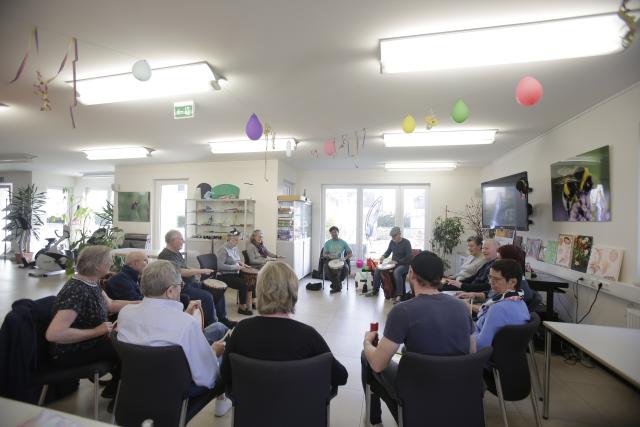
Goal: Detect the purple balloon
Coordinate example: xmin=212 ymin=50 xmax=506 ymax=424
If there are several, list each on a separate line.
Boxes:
xmin=245 ymin=113 xmax=263 ymax=141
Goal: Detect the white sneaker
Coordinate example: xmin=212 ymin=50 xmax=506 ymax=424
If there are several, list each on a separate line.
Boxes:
xmin=214 ymin=396 xmax=232 ymax=417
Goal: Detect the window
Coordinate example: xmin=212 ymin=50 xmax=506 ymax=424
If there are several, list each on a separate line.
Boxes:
xmin=323 ymin=185 xmax=429 ymax=260
xmin=0 ymin=184 xmax=12 ymax=257
xmin=154 ymin=180 xmax=188 ymax=250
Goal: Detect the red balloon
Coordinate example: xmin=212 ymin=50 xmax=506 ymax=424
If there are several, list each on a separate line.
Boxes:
xmin=515 ymin=76 xmax=543 ymax=106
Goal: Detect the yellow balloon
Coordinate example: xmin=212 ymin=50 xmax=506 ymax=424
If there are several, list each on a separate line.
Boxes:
xmin=402 ymin=115 xmax=416 ymax=133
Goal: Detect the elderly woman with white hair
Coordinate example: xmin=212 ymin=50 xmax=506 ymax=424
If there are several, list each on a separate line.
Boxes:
xmin=216 ymin=230 xmax=252 ymax=315
xmin=46 ymin=245 xmax=138 ymax=399
xmin=245 ymin=229 xmax=282 ymax=268
xmin=220 ymin=261 xmax=348 ymax=391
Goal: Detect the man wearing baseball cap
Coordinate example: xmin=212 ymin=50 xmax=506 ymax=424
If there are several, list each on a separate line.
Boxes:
xmin=365 ymin=226 xmax=412 ymax=303
xmin=361 ymin=251 xmax=475 ymax=425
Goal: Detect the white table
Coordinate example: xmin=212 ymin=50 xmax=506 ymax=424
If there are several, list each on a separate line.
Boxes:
xmin=543 ymin=321 xmax=640 ymax=419
xmin=0 ymin=397 xmax=113 ymax=426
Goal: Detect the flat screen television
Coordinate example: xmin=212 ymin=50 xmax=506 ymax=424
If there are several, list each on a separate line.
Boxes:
xmin=481 ymin=171 xmax=529 ymax=231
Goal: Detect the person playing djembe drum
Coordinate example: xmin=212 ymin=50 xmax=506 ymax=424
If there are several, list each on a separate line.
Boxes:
xmin=216 ymin=230 xmax=253 ymax=316
xmin=322 ymin=226 xmax=352 ymax=294
xmin=365 ymin=227 xmax=412 ymax=303
xmin=246 ymin=229 xmax=283 ymax=269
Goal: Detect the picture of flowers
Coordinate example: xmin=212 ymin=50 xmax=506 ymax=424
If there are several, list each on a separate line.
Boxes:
xmin=587 ymin=246 xmax=624 ymax=281
xmin=571 ymin=235 xmax=593 ymax=273
xmin=543 ymin=240 xmax=558 ymax=264
xmin=555 ymin=234 xmax=575 ymax=268
xmin=117 ymin=192 xmax=150 ymax=222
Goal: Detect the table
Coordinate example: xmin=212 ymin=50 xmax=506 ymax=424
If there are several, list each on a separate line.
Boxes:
xmin=0 ymin=397 xmax=113 ymax=426
xmin=110 ymin=248 xmax=159 ymax=258
xmin=528 ymin=272 xmax=568 ymax=319
xmin=543 ymin=321 xmax=640 ymax=419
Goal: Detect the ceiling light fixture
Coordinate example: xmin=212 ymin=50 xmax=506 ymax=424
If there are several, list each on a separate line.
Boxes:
xmin=82 ymin=147 xmax=154 ymax=160
xmin=0 ymin=153 xmax=37 ymax=163
xmin=67 ymin=62 xmax=222 ymax=105
xmin=209 ymin=138 xmax=298 ymax=154
xmin=384 ymin=129 xmax=497 ymax=147
xmin=380 ymin=12 xmax=627 ymax=73
xmin=0 ymin=103 xmax=9 ymax=111
xmin=384 ymin=162 xmax=457 ymax=171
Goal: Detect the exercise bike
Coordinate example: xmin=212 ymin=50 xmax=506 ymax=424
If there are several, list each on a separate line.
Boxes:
xmin=27 ymin=226 xmax=71 ymax=277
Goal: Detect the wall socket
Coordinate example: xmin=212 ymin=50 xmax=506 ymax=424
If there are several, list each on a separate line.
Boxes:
xmin=578 ymin=276 xmax=609 ymax=292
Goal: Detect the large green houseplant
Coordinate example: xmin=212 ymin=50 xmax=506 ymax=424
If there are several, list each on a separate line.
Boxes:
xmin=430 ymin=215 xmax=465 ymax=270
xmin=5 ymin=184 xmax=47 ymax=262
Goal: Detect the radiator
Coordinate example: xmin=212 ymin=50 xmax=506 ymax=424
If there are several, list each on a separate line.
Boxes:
xmin=626 ymin=308 xmax=640 ymax=329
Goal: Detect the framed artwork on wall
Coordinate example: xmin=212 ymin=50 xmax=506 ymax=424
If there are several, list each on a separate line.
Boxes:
xmin=556 ymin=234 xmax=575 ymax=268
xmin=587 ymin=246 xmax=624 ymax=281
xmin=117 ymin=192 xmax=151 ymax=222
xmin=571 ymin=235 xmax=593 ymax=273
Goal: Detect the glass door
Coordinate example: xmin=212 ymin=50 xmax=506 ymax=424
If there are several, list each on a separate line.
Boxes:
xmin=362 ymin=188 xmax=396 ymax=259
xmin=154 ymin=180 xmax=188 ymax=250
xmin=402 ymin=187 xmax=427 ymax=251
xmin=323 ymin=187 xmax=358 ymax=256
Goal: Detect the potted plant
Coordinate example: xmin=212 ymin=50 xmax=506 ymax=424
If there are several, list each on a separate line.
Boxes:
xmin=5 ymin=184 xmax=46 ymax=263
xmin=430 ymin=215 xmax=465 ymax=270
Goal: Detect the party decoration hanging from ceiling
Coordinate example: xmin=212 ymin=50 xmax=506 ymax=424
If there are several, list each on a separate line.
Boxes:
xmin=618 ymin=0 xmax=638 ymax=49
xmin=402 ymin=115 xmax=416 ymax=133
xmin=515 ymin=76 xmax=543 ymax=106
xmin=245 ymin=113 xmax=263 ymax=140
xmin=424 ymin=111 xmax=438 ymax=130
xmin=9 ymin=27 xmax=80 ymax=128
xmin=324 ymin=139 xmax=337 ymax=157
xmin=451 ymin=99 xmax=470 ymax=123
xmin=132 ymin=60 xmax=152 ymax=81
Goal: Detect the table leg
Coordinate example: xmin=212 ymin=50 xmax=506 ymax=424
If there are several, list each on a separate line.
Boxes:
xmin=546 ymin=290 xmax=554 ymax=320
xmin=543 ymin=328 xmax=552 ymax=419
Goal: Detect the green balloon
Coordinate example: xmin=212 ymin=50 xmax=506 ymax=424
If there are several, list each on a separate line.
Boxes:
xmin=451 ymin=99 xmax=470 ymax=123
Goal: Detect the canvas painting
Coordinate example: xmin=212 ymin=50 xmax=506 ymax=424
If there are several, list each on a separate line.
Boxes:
xmin=117 ymin=192 xmax=151 ymax=222
xmin=556 ymin=234 xmax=575 ymax=268
xmin=543 ymin=240 xmax=558 ymax=264
xmin=494 ymin=227 xmax=515 ymax=247
xmin=571 ymin=235 xmax=593 ymax=273
xmin=550 ymin=145 xmax=611 ymax=222
xmin=587 ymin=246 xmax=624 ymax=281
xmin=525 ymin=238 xmax=542 ymax=259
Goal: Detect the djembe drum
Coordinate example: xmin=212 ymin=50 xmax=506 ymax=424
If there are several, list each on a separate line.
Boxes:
xmin=240 ymin=267 xmax=260 ymax=293
xmin=377 ymin=261 xmax=397 ymax=299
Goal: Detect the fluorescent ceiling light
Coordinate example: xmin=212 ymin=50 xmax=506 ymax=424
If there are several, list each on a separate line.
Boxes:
xmin=82 ymin=147 xmax=154 ymax=160
xmin=380 ymin=13 xmax=627 ymax=73
xmin=385 ymin=162 xmax=457 ymax=171
xmin=384 ymin=129 xmax=497 ymax=147
xmin=0 ymin=153 xmax=36 ymax=163
xmin=0 ymin=103 xmax=9 ymax=111
xmin=68 ymin=62 xmax=221 ymax=105
xmin=209 ymin=138 xmax=297 ymax=154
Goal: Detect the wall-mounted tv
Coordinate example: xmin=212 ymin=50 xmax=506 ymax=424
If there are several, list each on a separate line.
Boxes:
xmin=481 ymin=171 xmax=529 ymax=231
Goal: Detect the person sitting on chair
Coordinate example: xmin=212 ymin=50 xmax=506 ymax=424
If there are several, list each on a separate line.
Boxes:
xmin=105 ymin=251 xmax=147 ymax=301
xmin=246 ymin=229 xmax=282 ymax=268
xmin=116 ymin=260 xmax=232 ymax=417
xmin=443 ymin=238 xmax=499 ymax=293
xmin=361 ymin=251 xmax=475 ymax=425
xmin=216 ymin=230 xmax=252 ymax=316
xmin=220 ymin=261 xmax=348 ymax=391
xmin=322 ymin=226 xmax=352 ymax=294
xmin=45 ymin=245 xmax=139 ymax=401
xmin=365 ymin=227 xmax=412 ymax=303
xmin=474 ymin=259 xmax=530 ymax=350
xmin=158 ymin=230 xmax=235 ymax=329
xmin=452 ymin=236 xmax=485 ymax=282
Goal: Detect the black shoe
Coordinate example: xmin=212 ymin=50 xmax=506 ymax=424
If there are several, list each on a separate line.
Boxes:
xmin=238 ymin=307 xmax=253 ymax=316
xmin=220 ymin=318 xmax=238 ymax=329
xmin=107 ymin=398 xmax=116 ymax=414
xmin=101 ymin=379 xmax=118 ymax=399
xmin=330 ymin=287 xmax=342 ymax=294
xmin=252 ymin=302 xmax=256 ymax=310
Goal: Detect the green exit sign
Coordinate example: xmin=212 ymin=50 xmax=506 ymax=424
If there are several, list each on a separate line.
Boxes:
xmin=174 ymin=101 xmax=194 ymax=119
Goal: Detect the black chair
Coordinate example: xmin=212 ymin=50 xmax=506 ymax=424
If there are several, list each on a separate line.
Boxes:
xmin=0 ymin=296 xmax=113 ymax=420
xmin=241 ymin=250 xmax=250 ymax=265
xmin=196 ymin=253 xmax=218 ymax=281
xmin=228 ymin=353 xmax=336 ymax=427
xmin=365 ymin=348 xmax=492 ymax=427
xmin=112 ymin=336 xmax=217 ymax=427
xmin=484 ymin=312 xmax=542 ymax=427
xmin=320 ymin=248 xmax=351 ymax=291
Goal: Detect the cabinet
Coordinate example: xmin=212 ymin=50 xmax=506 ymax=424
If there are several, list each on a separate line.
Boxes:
xmin=185 ymin=199 xmax=255 ymax=260
xmin=276 ymin=200 xmax=311 ymax=279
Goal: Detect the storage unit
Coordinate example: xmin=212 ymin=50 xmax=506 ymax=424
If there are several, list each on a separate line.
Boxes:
xmin=276 ymin=200 xmax=312 ymax=279
xmin=185 ymin=199 xmax=255 ymax=261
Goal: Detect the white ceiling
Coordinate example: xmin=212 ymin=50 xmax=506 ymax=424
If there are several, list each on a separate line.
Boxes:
xmin=0 ymin=0 xmax=639 ymax=175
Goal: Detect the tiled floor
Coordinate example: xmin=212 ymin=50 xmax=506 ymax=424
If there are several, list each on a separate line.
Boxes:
xmin=1 ymin=258 xmax=639 ymax=426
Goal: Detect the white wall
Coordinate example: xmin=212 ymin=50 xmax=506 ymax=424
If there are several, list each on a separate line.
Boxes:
xmin=31 ymin=171 xmax=75 ymax=191
xmin=0 ymin=171 xmax=32 ymax=190
xmin=481 ymin=82 xmax=640 ymax=327
xmin=277 ymin=160 xmax=298 ymax=195
xmin=114 ymin=159 xmax=280 ymax=251
xmin=297 ymin=167 xmax=482 ymax=268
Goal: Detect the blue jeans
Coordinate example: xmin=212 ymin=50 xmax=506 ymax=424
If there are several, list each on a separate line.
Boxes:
xmin=203 ymin=322 xmax=228 ymax=344
xmin=182 ymin=282 xmax=216 ymax=326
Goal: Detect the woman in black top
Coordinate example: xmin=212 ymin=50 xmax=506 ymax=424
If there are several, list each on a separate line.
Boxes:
xmin=46 ymin=246 xmax=137 ymax=397
xmin=220 ymin=261 xmax=347 ymax=390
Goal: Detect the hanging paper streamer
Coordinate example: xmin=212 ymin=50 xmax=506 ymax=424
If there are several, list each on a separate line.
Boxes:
xmin=515 ymin=76 xmax=543 ymax=106
xmin=310 ymin=149 xmax=319 ymax=158
xmin=402 ymin=115 xmax=416 ymax=133
xmin=424 ymin=114 xmax=438 ymax=130
xmin=9 ymin=27 xmax=39 ymax=84
xmin=324 ymin=139 xmax=337 ymax=157
xmin=33 ymin=72 xmax=51 ymax=111
xmin=245 ymin=113 xmax=263 ymax=140
xmin=619 ymin=0 xmax=638 ymax=49
xmin=451 ymin=99 xmax=470 ymax=123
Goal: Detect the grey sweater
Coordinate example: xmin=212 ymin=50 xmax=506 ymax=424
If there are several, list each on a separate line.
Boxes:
xmin=382 ymin=238 xmax=413 ymax=265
